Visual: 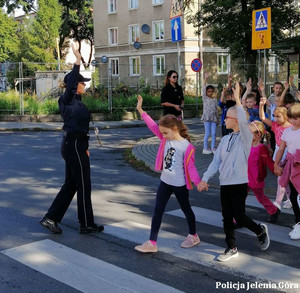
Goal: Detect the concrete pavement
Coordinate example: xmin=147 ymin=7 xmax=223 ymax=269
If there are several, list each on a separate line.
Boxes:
xmin=0 ymin=118 xmax=278 ymax=197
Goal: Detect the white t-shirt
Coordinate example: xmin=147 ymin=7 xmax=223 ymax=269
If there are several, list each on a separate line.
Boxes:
xmin=160 ymin=139 xmax=189 ymax=187
xmin=281 ymin=127 xmax=300 ymax=155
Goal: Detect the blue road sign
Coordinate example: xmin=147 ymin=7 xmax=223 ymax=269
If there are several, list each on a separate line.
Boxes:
xmin=191 ymin=58 xmax=202 ymax=72
xmin=171 ymin=17 xmax=182 ymax=42
xmin=255 ymin=9 xmax=268 ymax=31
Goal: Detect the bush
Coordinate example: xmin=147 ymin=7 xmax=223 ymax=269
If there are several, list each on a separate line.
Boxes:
xmin=40 ymin=98 xmax=59 ymax=114
xmin=0 ymin=91 xmax=19 ymax=114
xmin=0 ymin=89 xmax=200 ymax=119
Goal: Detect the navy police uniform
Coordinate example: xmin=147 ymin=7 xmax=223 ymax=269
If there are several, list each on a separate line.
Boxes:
xmin=45 ymin=64 xmax=96 ymax=229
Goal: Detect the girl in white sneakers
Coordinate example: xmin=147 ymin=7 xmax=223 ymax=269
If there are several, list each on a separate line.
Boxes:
xmin=134 ymin=95 xmax=202 ymax=253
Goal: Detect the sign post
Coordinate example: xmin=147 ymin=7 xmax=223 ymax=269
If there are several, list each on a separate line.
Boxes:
xmin=252 ymin=7 xmax=271 ymax=50
xmin=252 ymin=7 xmax=271 ymax=84
xmin=191 ymin=58 xmax=202 ymax=117
xmin=170 ymin=0 xmax=183 ymax=84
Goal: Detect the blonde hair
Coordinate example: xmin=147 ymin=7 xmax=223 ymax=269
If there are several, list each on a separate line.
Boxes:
xmin=274 ymin=106 xmax=288 ymax=121
xmin=287 ymin=103 xmax=300 ymax=119
xmin=251 ymin=120 xmax=272 ymax=154
xmin=159 ymin=115 xmax=190 ymax=142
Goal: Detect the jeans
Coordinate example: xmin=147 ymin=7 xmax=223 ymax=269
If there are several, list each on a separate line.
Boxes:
xmin=204 ymin=121 xmax=217 ymax=150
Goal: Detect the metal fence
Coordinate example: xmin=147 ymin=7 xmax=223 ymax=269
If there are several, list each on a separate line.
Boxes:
xmin=0 ymin=59 xmax=298 ymax=116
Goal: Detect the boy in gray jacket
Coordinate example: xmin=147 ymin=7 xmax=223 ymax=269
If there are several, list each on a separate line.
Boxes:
xmin=198 ymin=82 xmax=270 ymax=262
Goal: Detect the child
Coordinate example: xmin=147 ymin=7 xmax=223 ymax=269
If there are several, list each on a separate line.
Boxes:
xmin=198 ymin=82 xmax=270 ymax=262
xmin=242 ymin=78 xmax=261 ymax=122
xmin=219 ymin=75 xmax=236 ymax=136
xmin=279 ymin=78 xmax=300 ymax=109
xmin=259 ymin=97 xmax=292 ymax=210
xmin=267 ymin=81 xmax=283 ymax=120
xmin=248 ymin=121 xmax=280 ymax=222
xmin=201 ymin=72 xmax=219 ymax=154
xmin=274 ymin=103 xmax=300 ymax=240
xmin=135 ymin=95 xmax=202 ymax=253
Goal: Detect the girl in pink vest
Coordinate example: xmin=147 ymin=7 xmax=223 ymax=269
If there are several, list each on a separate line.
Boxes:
xmin=134 ymin=95 xmax=202 ymax=253
xmin=248 ymin=121 xmax=280 ymax=223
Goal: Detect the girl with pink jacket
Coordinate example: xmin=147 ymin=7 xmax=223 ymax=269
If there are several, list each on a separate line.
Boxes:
xmin=134 ymin=95 xmax=202 ymax=253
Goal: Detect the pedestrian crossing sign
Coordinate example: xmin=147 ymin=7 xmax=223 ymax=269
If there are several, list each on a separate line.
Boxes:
xmin=252 ymin=7 xmax=271 ymax=50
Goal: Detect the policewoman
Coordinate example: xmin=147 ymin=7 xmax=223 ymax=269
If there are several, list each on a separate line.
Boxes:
xmin=40 ymin=43 xmax=104 ymax=234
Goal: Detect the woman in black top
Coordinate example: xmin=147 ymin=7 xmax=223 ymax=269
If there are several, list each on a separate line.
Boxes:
xmin=161 ymin=70 xmax=184 ymax=120
xmin=40 ymin=43 xmax=104 ymax=234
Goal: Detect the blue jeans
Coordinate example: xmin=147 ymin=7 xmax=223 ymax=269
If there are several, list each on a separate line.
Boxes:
xmin=204 ymin=121 xmax=217 ymax=150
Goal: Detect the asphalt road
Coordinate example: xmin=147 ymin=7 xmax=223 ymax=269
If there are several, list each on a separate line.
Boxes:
xmin=0 ymin=126 xmax=297 ymax=293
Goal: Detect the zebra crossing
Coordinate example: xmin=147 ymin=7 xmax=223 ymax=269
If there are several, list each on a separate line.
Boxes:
xmin=1 ymin=196 xmax=299 ymax=293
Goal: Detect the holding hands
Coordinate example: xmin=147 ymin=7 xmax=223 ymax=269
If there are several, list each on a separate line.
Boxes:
xmin=197 ymin=181 xmax=209 ymax=192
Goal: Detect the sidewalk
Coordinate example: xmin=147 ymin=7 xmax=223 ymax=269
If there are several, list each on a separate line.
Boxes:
xmin=0 ymin=119 xmax=278 ymax=197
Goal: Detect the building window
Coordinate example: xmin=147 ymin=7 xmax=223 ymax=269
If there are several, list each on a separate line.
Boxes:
xmin=110 ymin=58 xmax=119 ymax=76
xmin=153 ymin=55 xmax=165 ymax=76
xmin=129 ymin=24 xmax=140 ymax=44
xmin=268 ymin=56 xmax=280 ymax=73
xmin=217 ymin=54 xmax=230 ymax=74
xmin=129 ymin=0 xmax=138 ymax=9
xmin=153 ymin=20 xmax=164 ymax=41
xmin=129 ymin=56 xmax=141 ymax=76
xmin=153 ymin=0 xmax=164 ymax=5
xmin=108 ymin=0 xmax=117 ymax=13
xmin=108 ymin=27 xmax=118 ymax=45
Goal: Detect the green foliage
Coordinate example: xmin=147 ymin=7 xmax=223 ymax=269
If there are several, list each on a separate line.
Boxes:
xmin=19 ymin=0 xmax=62 ymax=70
xmin=0 ymin=90 xmax=200 ymax=119
xmin=0 ymin=0 xmax=35 ymax=14
xmin=39 ymin=98 xmax=59 ymax=114
xmin=24 ymin=96 xmax=39 ymax=115
xmin=58 ymin=0 xmax=94 ymax=67
xmin=0 ymin=10 xmax=19 ymax=62
xmin=0 ymin=91 xmax=19 ymax=114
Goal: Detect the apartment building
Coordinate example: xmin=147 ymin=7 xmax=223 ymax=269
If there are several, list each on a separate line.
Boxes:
xmin=93 ymin=0 xmax=232 ymax=93
xmin=93 ymin=1 xmax=293 ymax=93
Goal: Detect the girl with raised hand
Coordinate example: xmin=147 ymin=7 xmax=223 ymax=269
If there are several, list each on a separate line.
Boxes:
xmin=135 ymin=95 xmax=202 ymax=253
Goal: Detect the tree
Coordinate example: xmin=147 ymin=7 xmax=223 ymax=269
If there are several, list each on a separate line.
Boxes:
xmin=59 ymin=0 xmax=94 ymax=68
xmin=184 ymin=0 xmax=300 ymax=79
xmin=18 ymin=0 xmax=62 ymax=71
xmin=0 ymin=0 xmax=35 ymax=13
xmin=0 ymin=10 xmax=19 ymax=62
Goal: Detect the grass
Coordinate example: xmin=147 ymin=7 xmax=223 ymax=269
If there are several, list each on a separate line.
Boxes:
xmin=123 ymin=148 xmax=158 ymax=177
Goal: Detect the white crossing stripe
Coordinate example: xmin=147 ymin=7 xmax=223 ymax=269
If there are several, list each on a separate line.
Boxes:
xmin=103 ymin=220 xmax=300 ymax=289
xmin=1 ymin=239 xmax=182 ymax=293
xmin=166 ymin=206 xmax=300 ymax=248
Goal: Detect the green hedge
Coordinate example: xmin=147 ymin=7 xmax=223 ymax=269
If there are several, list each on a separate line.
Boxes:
xmin=0 ymin=91 xmax=201 ymax=117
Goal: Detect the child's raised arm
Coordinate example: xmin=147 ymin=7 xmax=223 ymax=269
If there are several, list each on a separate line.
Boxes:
xmin=259 ymin=97 xmax=272 ymax=127
xmin=233 ymin=81 xmax=241 ymax=106
xmin=241 ymin=78 xmax=252 ymax=108
xmin=279 ymin=81 xmax=289 ymax=107
xmin=136 ymin=95 xmax=144 ymax=116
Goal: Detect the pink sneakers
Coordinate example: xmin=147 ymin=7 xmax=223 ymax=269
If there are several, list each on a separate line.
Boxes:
xmin=181 ymin=234 xmax=200 ymax=248
xmin=134 ymin=240 xmax=158 ymax=253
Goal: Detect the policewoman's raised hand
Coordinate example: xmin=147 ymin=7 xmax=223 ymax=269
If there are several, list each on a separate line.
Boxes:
xmin=71 ymin=42 xmax=81 ymax=65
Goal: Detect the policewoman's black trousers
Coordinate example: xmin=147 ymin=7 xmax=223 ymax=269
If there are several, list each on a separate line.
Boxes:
xmin=46 ymin=136 xmax=95 ymax=227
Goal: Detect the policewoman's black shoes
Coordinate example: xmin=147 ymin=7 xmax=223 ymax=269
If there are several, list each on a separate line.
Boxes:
xmin=79 ymin=224 xmax=104 ymax=234
xmin=39 ymin=216 xmax=62 ymax=234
